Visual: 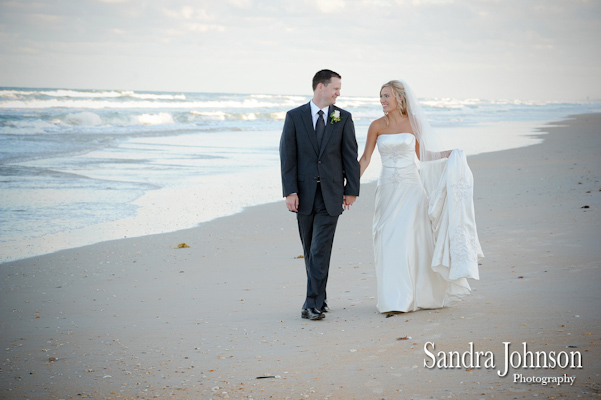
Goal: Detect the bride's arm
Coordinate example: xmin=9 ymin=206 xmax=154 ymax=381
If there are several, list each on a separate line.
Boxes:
xmin=359 ymin=120 xmax=380 ymax=177
xmin=418 ymin=141 xmax=453 ymax=160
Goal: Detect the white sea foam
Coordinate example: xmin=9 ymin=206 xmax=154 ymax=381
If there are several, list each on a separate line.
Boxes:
xmin=269 ymin=111 xmax=286 ymax=120
xmin=39 ymin=89 xmax=126 ymax=98
xmin=65 ymin=111 xmax=103 ymax=126
xmin=128 ymin=93 xmax=186 ymax=100
xmin=240 ymin=113 xmax=257 ymax=120
xmin=129 ymin=112 xmax=175 ymax=126
xmin=0 ymin=98 xmax=302 ymax=110
xmin=0 ymin=88 xmax=594 ymax=112
xmin=0 ymin=88 xmax=187 ymax=100
xmin=191 ymin=110 xmax=227 ymax=120
xmin=1 ymin=87 xmax=599 ymax=263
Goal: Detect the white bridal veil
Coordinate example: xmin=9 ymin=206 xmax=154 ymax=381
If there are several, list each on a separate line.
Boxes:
xmin=399 ymin=80 xmax=450 ymax=162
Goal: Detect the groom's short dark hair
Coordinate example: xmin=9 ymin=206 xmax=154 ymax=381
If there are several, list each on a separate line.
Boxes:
xmin=312 ymin=69 xmax=341 ymax=91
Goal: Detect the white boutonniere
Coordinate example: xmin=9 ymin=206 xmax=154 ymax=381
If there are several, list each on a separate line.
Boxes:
xmin=330 ymin=110 xmax=341 ymax=124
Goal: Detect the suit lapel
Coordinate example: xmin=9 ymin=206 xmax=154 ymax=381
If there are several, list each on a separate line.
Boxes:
xmin=301 ymin=102 xmax=319 ymax=155
xmin=319 ymin=106 xmax=335 ymax=158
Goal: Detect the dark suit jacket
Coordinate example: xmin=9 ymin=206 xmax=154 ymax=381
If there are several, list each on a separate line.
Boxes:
xmin=280 ymin=102 xmax=360 ymax=216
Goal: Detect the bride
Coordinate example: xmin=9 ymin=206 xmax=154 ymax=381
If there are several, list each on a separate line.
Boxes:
xmin=359 ymin=80 xmax=482 ymax=313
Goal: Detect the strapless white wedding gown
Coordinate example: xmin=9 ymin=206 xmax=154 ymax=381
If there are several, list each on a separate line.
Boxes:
xmin=374 ymin=133 xmax=474 ymax=313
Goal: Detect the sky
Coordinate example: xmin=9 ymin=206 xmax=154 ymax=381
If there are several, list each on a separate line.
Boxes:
xmin=0 ymin=0 xmax=600 ymax=101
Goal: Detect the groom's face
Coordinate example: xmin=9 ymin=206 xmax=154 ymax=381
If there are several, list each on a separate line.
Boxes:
xmin=320 ymin=77 xmax=341 ymax=106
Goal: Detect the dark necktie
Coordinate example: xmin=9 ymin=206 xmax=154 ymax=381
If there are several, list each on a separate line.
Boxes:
xmin=315 ymin=110 xmax=325 ymax=148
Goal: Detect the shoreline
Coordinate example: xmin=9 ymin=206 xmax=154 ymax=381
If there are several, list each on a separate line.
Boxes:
xmin=1 ymin=113 xmax=600 ymax=399
xmin=1 ymin=118 xmax=556 ymax=265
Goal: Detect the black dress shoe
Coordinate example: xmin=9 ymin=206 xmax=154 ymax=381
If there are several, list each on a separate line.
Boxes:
xmin=321 ymin=304 xmax=330 ymax=313
xmin=301 ymin=308 xmax=325 ymax=320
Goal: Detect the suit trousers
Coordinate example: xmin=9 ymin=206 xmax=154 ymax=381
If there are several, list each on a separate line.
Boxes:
xmin=297 ymin=183 xmax=339 ymax=309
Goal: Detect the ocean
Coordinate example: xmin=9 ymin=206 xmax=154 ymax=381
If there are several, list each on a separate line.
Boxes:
xmin=1 ymin=87 xmax=599 ymax=263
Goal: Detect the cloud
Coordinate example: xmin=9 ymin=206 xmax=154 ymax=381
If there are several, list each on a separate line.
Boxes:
xmin=25 ymin=13 xmax=65 ymax=30
xmin=185 ymin=23 xmax=225 ymax=32
xmin=223 ymin=0 xmax=253 ymax=7
xmin=0 ymin=0 xmax=599 ymax=100
xmin=163 ymin=6 xmax=213 ymax=20
xmin=314 ymin=0 xmax=346 ymax=13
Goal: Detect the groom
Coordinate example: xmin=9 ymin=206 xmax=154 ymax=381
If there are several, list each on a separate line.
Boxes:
xmin=279 ymin=69 xmax=360 ymax=320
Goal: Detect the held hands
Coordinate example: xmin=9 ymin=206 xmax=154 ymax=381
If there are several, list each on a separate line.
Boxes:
xmin=286 ymin=193 xmax=299 ymax=212
xmin=343 ymin=195 xmax=356 ymax=210
xmin=287 ymin=193 xmax=357 ymax=212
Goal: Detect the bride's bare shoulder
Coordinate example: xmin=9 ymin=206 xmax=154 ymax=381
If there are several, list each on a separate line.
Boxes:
xmin=369 ymin=116 xmax=387 ymax=132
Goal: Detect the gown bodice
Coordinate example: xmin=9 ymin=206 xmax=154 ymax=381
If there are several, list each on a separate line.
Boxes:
xmin=376 ymin=133 xmax=420 ymax=186
xmin=376 ymin=133 xmax=418 ymax=168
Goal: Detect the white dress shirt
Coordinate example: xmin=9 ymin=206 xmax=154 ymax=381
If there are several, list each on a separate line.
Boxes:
xmin=310 ymin=100 xmax=328 ymax=129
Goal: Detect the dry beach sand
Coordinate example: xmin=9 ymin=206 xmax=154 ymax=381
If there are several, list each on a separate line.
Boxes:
xmin=1 ymin=114 xmax=600 ymax=399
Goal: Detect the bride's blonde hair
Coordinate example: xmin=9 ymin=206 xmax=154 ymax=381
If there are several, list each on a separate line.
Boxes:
xmin=381 ymin=80 xmax=408 ymax=126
